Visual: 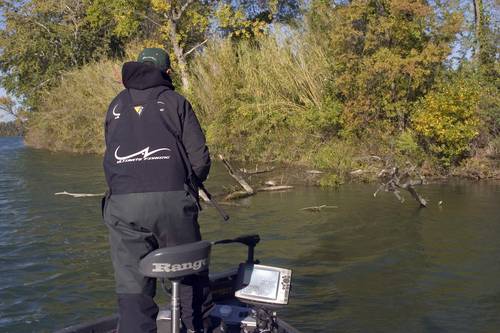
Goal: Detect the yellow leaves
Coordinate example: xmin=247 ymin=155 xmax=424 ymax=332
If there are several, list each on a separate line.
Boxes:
xmin=215 ymin=4 xmax=270 ymax=40
xmin=141 ymin=39 xmax=164 ymax=49
xmin=151 ymin=0 xmax=170 ymax=13
xmin=390 ymin=0 xmax=432 ymax=18
xmin=412 ymin=79 xmax=481 ymax=165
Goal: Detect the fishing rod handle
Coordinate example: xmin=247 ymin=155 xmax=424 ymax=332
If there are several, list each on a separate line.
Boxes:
xmin=199 ymin=186 xmax=230 ymax=222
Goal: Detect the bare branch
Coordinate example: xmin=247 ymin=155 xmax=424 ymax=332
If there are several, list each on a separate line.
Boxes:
xmin=183 ymin=39 xmax=208 ymax=57
xmin=219 ymin=154 xmax=255 ymax=194
xmin=0 ymin=96 xmax=16 ymax=116
xmin=34 ymin=21 xmax=51 ymax=33
xmin=173 ymin=0 xmax=196 ymax=21
xmin=373 ymin=163 xmax=427 ymax=207
xmin=137 ymin=11 xmax=163 ymax=27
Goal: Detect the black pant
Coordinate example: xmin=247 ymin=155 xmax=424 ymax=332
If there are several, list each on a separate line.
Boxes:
xmin=103 ymin=191 xmax=213 ymax=333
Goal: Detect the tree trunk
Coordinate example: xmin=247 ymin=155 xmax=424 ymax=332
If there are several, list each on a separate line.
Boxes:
xmin=168 ymin=18 xmax=190 ymax=90
xmin=473 ymin=0 xmax=481 ymax=55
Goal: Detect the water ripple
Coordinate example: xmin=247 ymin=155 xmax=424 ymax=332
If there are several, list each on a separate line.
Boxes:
xmin=1 ymin=138 xmax=500 ymax=332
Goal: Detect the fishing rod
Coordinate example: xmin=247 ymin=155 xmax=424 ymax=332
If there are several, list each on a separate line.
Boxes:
xmin=198 ymin=183 xmax=230 ymax=222
xmin=159 ymin=117 xmax=229 ymax=222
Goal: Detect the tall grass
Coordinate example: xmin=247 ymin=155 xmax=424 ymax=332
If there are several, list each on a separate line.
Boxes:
xmin=188 ymin=35 xmax=340 ymax=163
xmin=25 ymin=60 xmax=122 ymax=153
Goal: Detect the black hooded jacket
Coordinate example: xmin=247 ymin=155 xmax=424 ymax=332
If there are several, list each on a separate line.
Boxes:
xmin=103 ymin=62 xmax=211 ymax=195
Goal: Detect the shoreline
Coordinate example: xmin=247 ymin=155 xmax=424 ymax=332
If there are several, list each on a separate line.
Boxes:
xmin=7 ymin=136 xmax=500 ymax=184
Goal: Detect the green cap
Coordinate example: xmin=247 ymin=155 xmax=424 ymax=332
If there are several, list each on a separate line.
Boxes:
xmin=137 ymin=48 xmax=171 ymax=71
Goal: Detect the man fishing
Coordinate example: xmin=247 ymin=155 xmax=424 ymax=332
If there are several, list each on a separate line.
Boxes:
xmin=102 ymin=48 xmax=213 ymax=333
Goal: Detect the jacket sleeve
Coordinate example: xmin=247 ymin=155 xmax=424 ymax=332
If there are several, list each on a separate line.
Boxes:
xmin=181 ymin=99 xmax=211 ymax=183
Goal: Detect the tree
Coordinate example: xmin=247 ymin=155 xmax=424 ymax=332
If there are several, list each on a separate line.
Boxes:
xmin=0 ymin=96 xmax=17 ymax=118
xmin=472 ymin=0 xmax=497 ymax=77
xmin=147 ymin=0 xmax=301 ymax=90
xmin=306 ymin=0 xmax=462 ymax=135
xmin=89 ymin=0 xmax=299 ymax=90
xmin=145 ymin=0 xmax=212 ymax=90
xmin=1 ymin=0 xmax=302 ymax=97
xmin=0 ymin=0 xmax=126 ymax=107
xmin=216 ymin=0 xmax=301 ymax=39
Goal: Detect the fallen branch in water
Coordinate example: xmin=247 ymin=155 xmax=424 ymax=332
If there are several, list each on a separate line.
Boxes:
xmin=257 ymin=185 xmax=294 ymax=192
xmin=301 ymin=205 xmax=338 ymax=212
xmin=374 ymin=163 xmax=427 ymax=207
xmin=219 ymin=154 xmax=255 ymax=195
xmin=306 ymin=170 xmax=324 ymax=175
xmin=240 ymin=166 xmax=275 ymax=175
xmin=224 ymin=191 xmax=254 ymax=201
xmin=54 ymin=190 xmax=213 ymax=203
xmin=218 ymin=154 xmax=257 ymax=201
xmin=55 ymin=191 xmax=104 ymax=198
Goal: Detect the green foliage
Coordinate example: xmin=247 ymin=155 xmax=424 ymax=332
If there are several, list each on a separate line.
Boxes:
xmin=8 ymin=0 xmax=498 ymax=180
xmin=395 ymin=130 xmax=425 ymax=164
xmin=86 ymin=0 xmax=149 ymax=39
xmin=0 ymin=0 xmax=127 ymax=106
xmin=149 ymin=0 xmax=212 ymax=50
xmin=215 ymin=4 xmax=272 ymax=39
xmin=319 ymin=173 xmax=343 ymax=187
xmin=491 ymin=137 xmax=500 ymax=159
xmin=396 ymin=131 xmax=419 ymax=155
xmin=307 ymin=0 xmax=462 ymax=134
xmin=477 ymin=62 xmax=500 ymax=137
xmin=214 ymin=0 xmax=300 ymax=40
xmin=412 ymin=78 xmax=481 ymax=166
xmin=312 ymin=140 xmax=357 ymax=180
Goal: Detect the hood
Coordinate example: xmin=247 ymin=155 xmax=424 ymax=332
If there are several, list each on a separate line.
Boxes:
xmin=122 ymin=61 xmax=175 ymax=90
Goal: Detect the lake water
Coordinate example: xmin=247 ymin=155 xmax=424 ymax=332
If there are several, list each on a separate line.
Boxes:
xmin=1 ymin=136 xmax=499 ymax=333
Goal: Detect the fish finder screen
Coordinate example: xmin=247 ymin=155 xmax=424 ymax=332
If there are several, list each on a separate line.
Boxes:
xmin=239 ymin=266 xmax=280 ymax=300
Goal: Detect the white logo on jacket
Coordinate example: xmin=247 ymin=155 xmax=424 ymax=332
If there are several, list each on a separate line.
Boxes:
xmin=112 ymin=104 xmax=120 ymax=120
xmin=158 ymin=101 xmax=165 ymax=112
xmin=115 ymin=146 xmax=171 ymax=164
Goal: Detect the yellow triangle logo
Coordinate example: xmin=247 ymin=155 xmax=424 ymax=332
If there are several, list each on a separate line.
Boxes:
xmin=134 ymin=106 xmax=144 ymax=116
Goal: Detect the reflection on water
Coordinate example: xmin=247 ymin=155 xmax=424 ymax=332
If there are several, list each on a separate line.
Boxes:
xmin=1 ymin=137 xmax=499 ymax=333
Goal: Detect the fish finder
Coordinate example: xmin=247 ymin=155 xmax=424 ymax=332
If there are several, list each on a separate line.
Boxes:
xmin=235 ymin=263 xmax=292 ymax=306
